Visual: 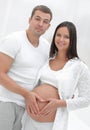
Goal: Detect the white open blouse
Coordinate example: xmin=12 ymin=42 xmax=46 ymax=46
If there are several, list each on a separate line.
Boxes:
xmin=34 ymin=58 xmax=90 ymax=130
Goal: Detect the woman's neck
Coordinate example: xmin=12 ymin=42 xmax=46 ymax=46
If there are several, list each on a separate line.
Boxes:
xmin=55 ymin=52 xmax=68 ymax=62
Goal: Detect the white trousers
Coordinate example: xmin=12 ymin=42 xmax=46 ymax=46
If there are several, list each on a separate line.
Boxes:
xmin=21 ymin=111 xmax=53 ymax=130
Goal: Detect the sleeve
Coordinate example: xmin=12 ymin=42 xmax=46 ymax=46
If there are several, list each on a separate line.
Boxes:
xmin=66 ymin=63 xmax=90 ymax=111
xmin=0 ymin=35 xmax=21 ymax=59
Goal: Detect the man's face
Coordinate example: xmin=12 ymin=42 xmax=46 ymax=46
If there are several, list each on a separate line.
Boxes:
xmin=29 ymin=10 xmax=51 ymax=36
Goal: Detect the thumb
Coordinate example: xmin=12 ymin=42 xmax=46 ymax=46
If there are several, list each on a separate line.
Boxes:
xmin=35 ymin=94 xmax=46 ymax=102
xmin=45 ymin=98 xmax=52 ymax=102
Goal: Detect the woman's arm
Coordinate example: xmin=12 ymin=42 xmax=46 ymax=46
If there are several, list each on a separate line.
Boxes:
xmin=66 ymin=64 xmax=90 ymax=111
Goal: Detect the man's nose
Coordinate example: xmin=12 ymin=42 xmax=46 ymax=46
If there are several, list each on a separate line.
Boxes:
xmin=39 ymin=20 xmax=43 ymax=26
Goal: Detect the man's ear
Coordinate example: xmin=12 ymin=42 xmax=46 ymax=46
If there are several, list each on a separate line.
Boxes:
xmin=47 ymin=23 xmax=51 ymax=30
xmin=29 ymin=17 xmax=31 ymax=23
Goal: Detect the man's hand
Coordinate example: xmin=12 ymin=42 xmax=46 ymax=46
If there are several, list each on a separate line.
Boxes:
xmin=25 ymin=91 xmax=44 ymax=116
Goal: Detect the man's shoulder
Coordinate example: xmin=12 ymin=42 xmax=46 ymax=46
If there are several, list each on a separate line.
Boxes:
xmin=0 ymin=31 xmax=25 ymax=49
xmin=5 ymin=31 xmax=25 ymax=39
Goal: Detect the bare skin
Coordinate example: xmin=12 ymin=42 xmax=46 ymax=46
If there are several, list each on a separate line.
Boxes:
xmin=29 ymin=83 xmax=60 ymax=122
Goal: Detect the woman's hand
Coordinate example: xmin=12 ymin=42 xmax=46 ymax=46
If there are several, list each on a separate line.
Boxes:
xmin=25 ymin=91 xmax=44 ymax=116
xmin=38 ymin=98 xmax=60 ymax=117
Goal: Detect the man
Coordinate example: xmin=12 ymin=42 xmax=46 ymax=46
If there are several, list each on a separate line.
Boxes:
xmin=0 ymin=5 xmax=52 ymax=130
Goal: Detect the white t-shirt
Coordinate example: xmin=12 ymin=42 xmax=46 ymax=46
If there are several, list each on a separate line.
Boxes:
xmin=0 ymin=31 xmax=50 ymax=107
xmin=36 ymin=60 xmax=60 ymax=88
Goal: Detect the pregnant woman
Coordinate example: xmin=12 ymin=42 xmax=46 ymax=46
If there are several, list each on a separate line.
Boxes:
xmin=22 ymin=21 xmax=90 ymax=130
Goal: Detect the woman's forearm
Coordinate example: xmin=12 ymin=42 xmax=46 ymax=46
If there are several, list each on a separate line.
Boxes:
xmin=57 ymin=99 xmax=67 ymax=107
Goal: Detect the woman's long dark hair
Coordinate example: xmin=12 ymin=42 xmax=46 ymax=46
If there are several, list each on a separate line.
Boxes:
xmin=49 ymin=21 xmax=79 ymax=59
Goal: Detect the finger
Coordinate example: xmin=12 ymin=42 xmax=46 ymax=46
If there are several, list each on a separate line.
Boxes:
xmin=32 ymin=100 xmax=40 ymax=114
xmin=40 ymin=110 xmax=51 ymax=117
xmin=26 ymin=106 xmax=31 ymax=115
xmin=27 ymin=102 xmax=38 ymax=115
xmin=36 ymin=94 xmax=46 ymax=102
xmin=39 ymin=107 xmax=48 ymax=115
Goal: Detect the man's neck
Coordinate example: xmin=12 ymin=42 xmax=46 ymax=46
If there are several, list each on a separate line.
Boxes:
xmin=26 ymin=30 xmax=39 ymax=47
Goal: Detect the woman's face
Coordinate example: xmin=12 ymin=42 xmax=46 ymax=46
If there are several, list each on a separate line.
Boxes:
xmin=55 ymin=27 xmax=70 ymax=53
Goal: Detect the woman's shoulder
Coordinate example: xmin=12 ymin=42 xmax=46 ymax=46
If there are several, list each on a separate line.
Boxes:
xmin=69 ymin=57 xmax=86 ymax=66
xmin=69 ymin=57 xmax=90 ymax=73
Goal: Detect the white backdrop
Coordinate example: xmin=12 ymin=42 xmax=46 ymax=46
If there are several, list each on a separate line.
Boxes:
xmin=0 ymin=0 xmax=90 ymax=130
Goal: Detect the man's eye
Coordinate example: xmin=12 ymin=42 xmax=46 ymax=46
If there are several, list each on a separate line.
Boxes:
xmin=43 ymin=20 xmax=50 ymax=24
xmin=35 ymin=17 xmax=40 ymax=21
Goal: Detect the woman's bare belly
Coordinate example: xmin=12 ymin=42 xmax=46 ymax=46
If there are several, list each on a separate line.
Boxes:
xmin=29 ymin=83 xmax=60 ymax=122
